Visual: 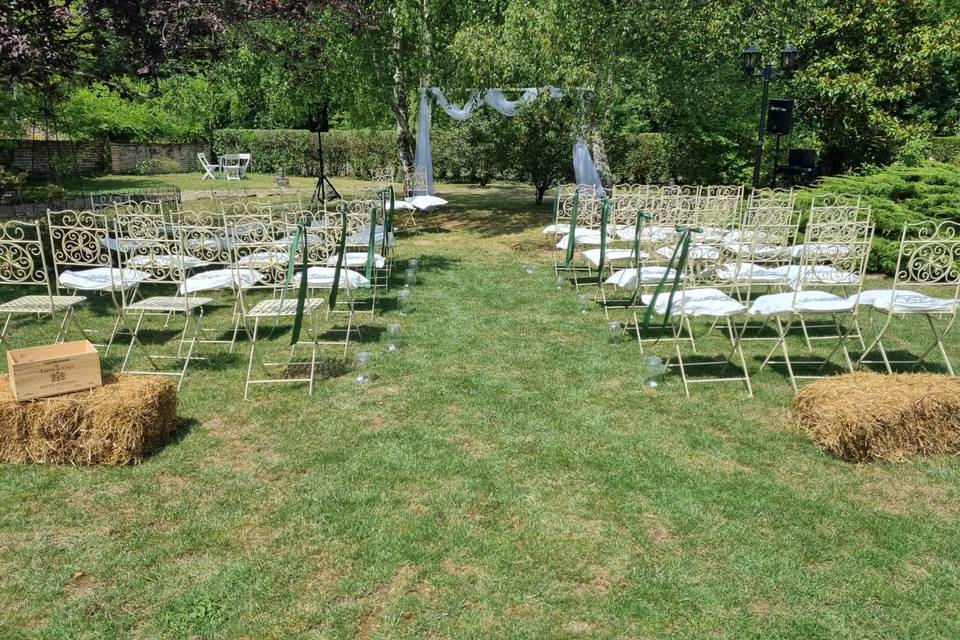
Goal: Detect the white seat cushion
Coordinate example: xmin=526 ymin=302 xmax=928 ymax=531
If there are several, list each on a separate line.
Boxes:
xmin=126 ymin=254 xmax=210 ymax=270
xmin=100 ymin=237 xmax=145 ymax=253
xmin=716 ymin=262 xmax=785 ymax=283
xmin=723 ymin=243 xmax=785 ymax=259
xmin=642 ymin=287 xmax=746 ymax=317
xmin=406 ymin=195 xmax=448 ymax=210
xmin=605 ymin=266 xmax=680 ymax=289
xmin=749 ymin=290 xmax=855 ymax=316
xmin=59 ymin=267 xmax=152 ymax=291
xmin=616 ymin=225 xmax=675 ymax=242
xmin=293 ymin=267 xmax=370 ymax=289
xmin=771 ymin=265 xmax=859 ymax=290
xmin=543 ymin=224 xmax=598 ymax=235
xmin=555 ymin=231 xmax=614 ymax=249
xmin=179 ymin=268 xmax=263 ymax=294
xmin=326 ymin=252 xmax=387 ymax=269
xmin=346 ymin=227 xmax=396 ymax=248
xmin=236 ymin=250 xmax=290 ymax=267
xmin=789 ymin=243 xmax=852 ymax=259
xmin=723 ymin=229 xmax=781 ymax=243
xmin=391 ymin=200 xmax=416 ymax=211
xmin=582 ymin=248 xmax=647 ymax=268
xmin=852 ymin=289 xmax=957 ymax=313
xmin=655 ymin=244 xmax=721 ymax=260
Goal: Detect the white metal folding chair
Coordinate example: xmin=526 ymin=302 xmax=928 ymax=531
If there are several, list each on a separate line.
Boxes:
xmin=749 ymin=211 xmax=874 ymax=393
xmin=47 ymin=209 xmax=150 ymax=354
xmin=233 ymin=219 xmax=326 ymax=398
xmin=117 ymin=224 xmax=212 ymax=390
xmin=197 ymin=152 xmax=219 ymax=180
xmin=856 ymin=220 xmax=960 ymax=375
xmin=175 ymin=210 xmax=260 ymax=353
xmin=0 ymin=219 xmax=86 ymax=349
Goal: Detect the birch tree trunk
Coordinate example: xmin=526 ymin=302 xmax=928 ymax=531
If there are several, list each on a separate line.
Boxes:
xmin=390 ymin=6 xmax=414 ymax=176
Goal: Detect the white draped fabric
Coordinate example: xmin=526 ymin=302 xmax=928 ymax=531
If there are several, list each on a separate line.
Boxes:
xmin=414 ymin=90 xmax=434 ymax=195
xmin=431 ymin=88 xmax=483 ymax=120
xmin=573 ymin=138 xmax=606 ymax=196
xmin=413 ymin=86 xmax=604 ymax=197
xmin=483 ymin=88 xmax=540 ymax=116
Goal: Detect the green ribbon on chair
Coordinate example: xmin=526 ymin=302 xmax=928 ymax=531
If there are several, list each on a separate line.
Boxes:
xmin=365 ymin=202 xmax=378 ymax=282
xmin=640 ymin=225 xmax=702 ymax=331
xmin=379 ymin=185 xmax=395 ymax=257
xmin=289 ymin=220 xmax=311 ymax=346
xmin=626 ymin=208 xmax=652 ymax=307
xmin=563 ymin=190 xmax=581 ymax=269
xmin=288 ymin=207 xmax=348 ymax=346
xmin=595 ymin=197 xmax=611 ymax=286
xmin=327 ymin=206 xmax=349 ymax=312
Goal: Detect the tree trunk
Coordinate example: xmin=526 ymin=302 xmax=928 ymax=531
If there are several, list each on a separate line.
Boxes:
xmin=390 ymin=7 xmax=414 ymax=176
xmin=536 ymin=183 xmax=547 ymax=203
xmin=591 ymin=131 xmax=613 ymax=188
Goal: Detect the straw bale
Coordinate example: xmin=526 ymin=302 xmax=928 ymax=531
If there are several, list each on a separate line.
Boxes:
xmin=0 ymin=374 xmax=177 ymax=465
xmin=793 ymin=372 xmax=960 ymax=463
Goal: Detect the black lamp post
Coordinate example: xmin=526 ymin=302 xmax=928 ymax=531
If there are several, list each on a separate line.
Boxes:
xmin=742 ymin=44 xmax=798 ymax=189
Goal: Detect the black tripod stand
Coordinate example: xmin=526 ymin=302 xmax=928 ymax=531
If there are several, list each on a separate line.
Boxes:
xmin=312 ymin=132 xmax=341 ymax=205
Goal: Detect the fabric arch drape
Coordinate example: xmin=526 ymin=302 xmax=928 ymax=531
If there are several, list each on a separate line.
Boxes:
xmin=412 ymin=86 xmax=604 ymax=197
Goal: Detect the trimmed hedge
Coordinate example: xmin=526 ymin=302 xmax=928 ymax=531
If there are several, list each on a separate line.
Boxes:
xmin=213 ymin=129 xmax=317 ymax=175
xmin=799 ymin=160 xmax=960 ymax=274
xmin=928 ymin=137 xmax=960 ymax=164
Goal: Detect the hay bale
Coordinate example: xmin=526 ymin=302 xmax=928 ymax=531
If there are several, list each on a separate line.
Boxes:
xmin=793 ymin=372 xmax=960 ymax=463
xmin=0 ymin=374 xmax=177 ymax=465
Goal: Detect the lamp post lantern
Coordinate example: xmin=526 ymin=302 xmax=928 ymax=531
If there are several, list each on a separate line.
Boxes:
xmin=742 ymin=44 xmax=798 ymax=189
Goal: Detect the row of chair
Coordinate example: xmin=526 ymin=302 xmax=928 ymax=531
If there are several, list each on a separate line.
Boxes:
xmin=0 ymin=192 xmax=405 ymax=397
xmin=547 ymin=185 xmax=960 ymax=396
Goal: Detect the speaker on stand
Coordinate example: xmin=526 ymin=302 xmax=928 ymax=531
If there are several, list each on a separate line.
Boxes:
xmin=767 ymin=98 xmax=794 ymax=188
xmin=312 ymin=102 xmax=340 ymax=206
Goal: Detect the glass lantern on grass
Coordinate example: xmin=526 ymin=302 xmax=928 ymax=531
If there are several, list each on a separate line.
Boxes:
xmin=386 ymin=323 xmax=401 ymax=351
xmin=643 ymin=356 xmax=666 ymax=388
xmin=354 ymin=351 xmax=372 ymax=384
xmin=398 ymin=288 xmax=412 ymax=315
xmin=576 ymin=294 xmax=590 ymax=314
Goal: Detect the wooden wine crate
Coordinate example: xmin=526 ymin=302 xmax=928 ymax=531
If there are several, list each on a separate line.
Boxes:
xmin=6 ymin=340 xmax=102 ymax=401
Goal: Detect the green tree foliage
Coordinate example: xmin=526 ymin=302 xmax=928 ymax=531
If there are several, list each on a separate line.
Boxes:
xmin=793 ymin=0 xmax=960 ymax=172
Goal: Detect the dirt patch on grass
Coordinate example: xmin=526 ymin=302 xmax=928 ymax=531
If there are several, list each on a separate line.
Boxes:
xmin=853 ymin=474 xmax=959 ymax=519
xmin=571 ymin=561 xmax=624 ymax=597
xmin=355 ymin=564 xmax=416 ymax=638
xmin=63 ymin=571 xmax=103 ymax=598
xmin=442 ymin=559 xmax=486 ymax=579
xmin=563 ymin=620 xmax=597 ymax=635
xmin=448 ymin=431 xmax=492 ymax=459
xmin=644 ymin=513 xmax=675 ymax=545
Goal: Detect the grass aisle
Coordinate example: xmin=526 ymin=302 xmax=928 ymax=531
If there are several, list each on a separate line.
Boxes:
xmin=1 ymin=184 xmax=958 ymax=639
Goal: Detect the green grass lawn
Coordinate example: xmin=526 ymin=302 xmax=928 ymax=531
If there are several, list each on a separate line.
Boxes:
xmin=1 ymin=183 xmax=958 ymax=639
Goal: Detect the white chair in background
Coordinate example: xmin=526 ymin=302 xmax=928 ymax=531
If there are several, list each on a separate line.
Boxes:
xmin=198 ymin=152 xmax=219 ymax=180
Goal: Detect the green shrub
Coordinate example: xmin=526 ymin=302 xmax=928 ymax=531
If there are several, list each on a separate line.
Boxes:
xmin=135 ymin=156 xmax=182 ymax=175
xmin=611 ymin=133 xmax=675 ymax=184
xmin=213 ymin=129 xmax=317 ymax=176
xmin=928 ymin=137 xmax=960 ymax=164
xmin=320 ymin=129 xmax=394 ymax=177
xmin=800 ymin=161 xmax=960 ymax=274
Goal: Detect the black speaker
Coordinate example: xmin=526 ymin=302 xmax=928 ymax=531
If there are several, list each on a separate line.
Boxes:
xmin=767 ymin=98 xmax=794 ymax=135
xmin=788 ymin=148 xmax=816 ymax=169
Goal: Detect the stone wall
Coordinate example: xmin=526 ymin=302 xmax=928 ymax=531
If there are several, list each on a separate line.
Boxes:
xmin=0 ymin=140 xmax=206 ymax=176
xmin=1 ymin=140 xmax=107 ymax=175
xmin=110 ymin=143 xmax=206 ymax=174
